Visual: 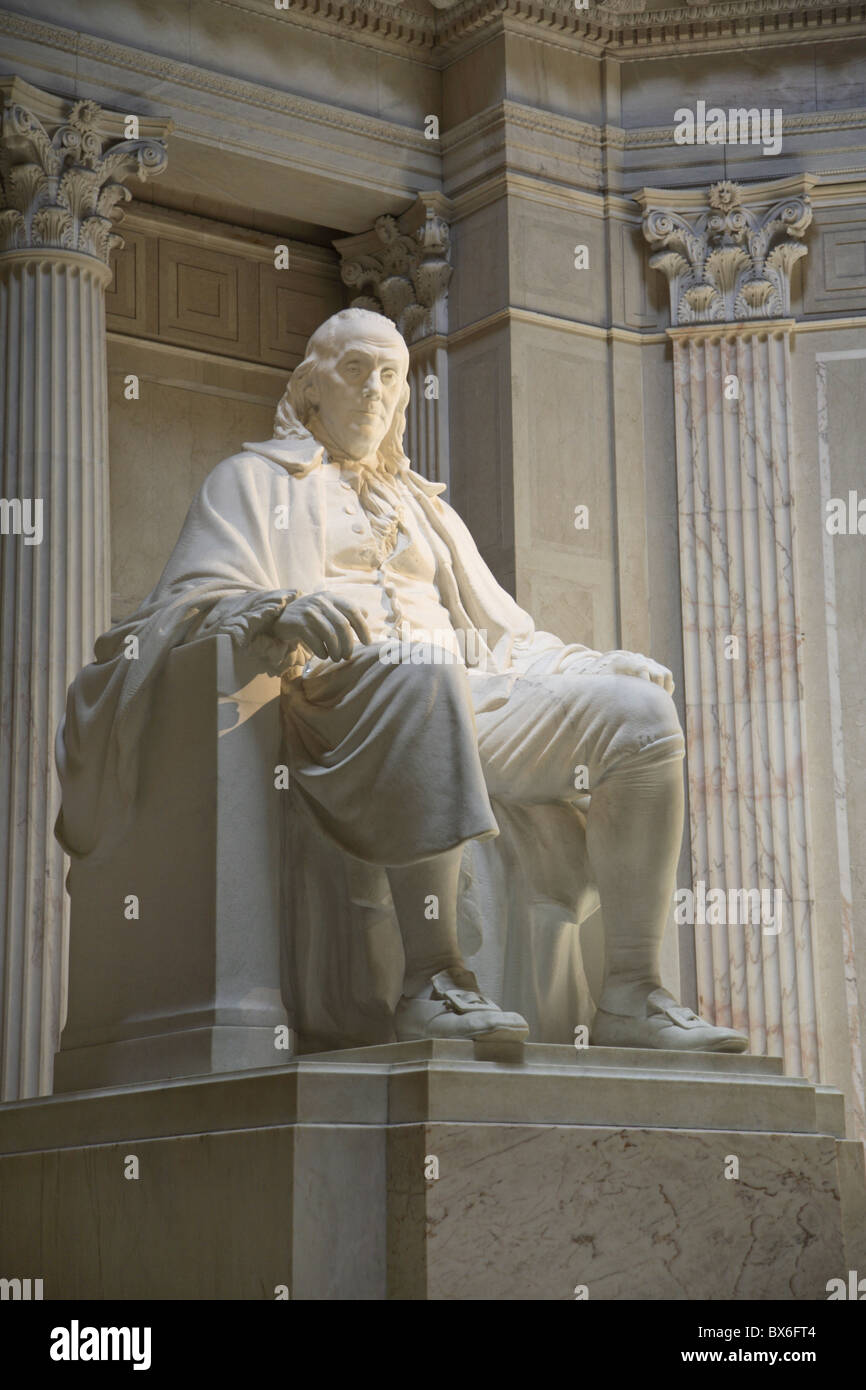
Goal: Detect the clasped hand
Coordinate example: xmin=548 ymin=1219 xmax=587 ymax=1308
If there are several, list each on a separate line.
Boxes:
xmin=272 ymin=594 xmax=371 ymax=662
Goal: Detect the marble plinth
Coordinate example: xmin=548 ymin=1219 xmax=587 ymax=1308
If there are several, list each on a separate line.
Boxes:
xmin=1 ymin=1043 xmax=863 ymax=1300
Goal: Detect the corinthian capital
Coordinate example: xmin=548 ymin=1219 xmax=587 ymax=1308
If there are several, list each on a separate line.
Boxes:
xmin=334 ymin=193 xmax=452 ymax=344
xmin=0 ymin=77 xmax=169 ymax=265
xmin=636 ymin=176 xmax=815 ymax=325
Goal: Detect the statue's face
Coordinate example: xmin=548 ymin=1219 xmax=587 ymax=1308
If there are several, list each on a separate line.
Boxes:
xmin=310 ymin=320 xmax=408 ymax=461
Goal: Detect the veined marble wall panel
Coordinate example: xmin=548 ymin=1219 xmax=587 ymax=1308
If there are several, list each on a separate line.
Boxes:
xmin=789 ymin=326 xmax=866 ymax=1140
xmin=107 ymin=341 xmax=282 ymax=621
xmin=510 ymin=323 xmax=616 ymax=650
xmin=448 ymin=325 xmax=514 ymax=589
xmin=818 ymin=353 xmax=866 ymax=1137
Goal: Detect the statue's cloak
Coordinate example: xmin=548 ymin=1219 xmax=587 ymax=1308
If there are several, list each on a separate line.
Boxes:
xmin=56 ymin=433 xmax=603 ymax=1045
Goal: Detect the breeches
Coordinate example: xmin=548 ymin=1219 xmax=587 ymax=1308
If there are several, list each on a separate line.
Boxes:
xmin=282 ymin=643 xmax=685 ymax=866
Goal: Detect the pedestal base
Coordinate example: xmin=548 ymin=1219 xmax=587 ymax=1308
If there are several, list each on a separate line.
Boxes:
xmin=1 ymin=1043 xmax=863 ymax=1300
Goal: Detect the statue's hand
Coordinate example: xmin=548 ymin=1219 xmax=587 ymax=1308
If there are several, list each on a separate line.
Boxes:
xmin=585 ymin=649 xmax=675 ymax=694
xmin=272 ymin=594 xmax=372 ymax=661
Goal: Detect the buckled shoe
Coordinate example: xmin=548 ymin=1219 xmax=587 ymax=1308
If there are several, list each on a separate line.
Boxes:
xmin=590 ymin=987 xmax=748 ymax=1052
xmin=395 ymin=968 xmax=530 ymax=1043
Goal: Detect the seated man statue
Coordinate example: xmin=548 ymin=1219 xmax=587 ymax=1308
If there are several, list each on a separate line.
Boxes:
xmin=56 ymin=307 xmax=747 ymax=1052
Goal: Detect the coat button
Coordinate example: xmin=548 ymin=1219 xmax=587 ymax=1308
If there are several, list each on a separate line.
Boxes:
xmin=343 ymin=503 xmax=355 ymax=514
xmin=352 ymin=523 xmax=364 ymax=534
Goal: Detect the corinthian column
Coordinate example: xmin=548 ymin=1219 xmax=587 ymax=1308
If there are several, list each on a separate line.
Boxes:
xmin=0 ymin=77 xmax=168 ymax=1099
xmin=638 ymin=178 xmax=817 ymax=1078
xmin=334 ymin=193 xmax=453 ymax=487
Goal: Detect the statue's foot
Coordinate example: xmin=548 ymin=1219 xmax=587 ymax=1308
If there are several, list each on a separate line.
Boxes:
xmin=395 ymin=968 xmax=530 ymax=1043
xmin=590 ymin=987 xmax=748 ymax=1053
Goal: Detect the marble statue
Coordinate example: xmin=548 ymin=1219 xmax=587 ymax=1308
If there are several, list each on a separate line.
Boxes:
xmin=56 ymin=307 xmax=748 ymax=1053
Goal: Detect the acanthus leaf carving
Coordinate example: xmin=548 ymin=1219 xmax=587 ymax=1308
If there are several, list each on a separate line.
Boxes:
xmin=0 ymin=95 xmax=167 ymax=264
xmin=337 ymin=203 xmax=452 ymax=344
xmin=641 ymin=180 xmax=812 ymax=325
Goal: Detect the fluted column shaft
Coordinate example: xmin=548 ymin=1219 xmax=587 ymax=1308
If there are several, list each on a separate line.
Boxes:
xmin=0 ymin=78 xmax=168 ymax=1098
xmin=0 ymin=250 xmax=111 ymax=1096
xmin=672 ymin=320 xmax=817 ymax=1077
xmin=406 ymin=336 xmax=450 ymax=487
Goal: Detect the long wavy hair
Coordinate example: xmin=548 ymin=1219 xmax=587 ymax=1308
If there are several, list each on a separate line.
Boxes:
xmin=272 ymin=308 xmax=411 ymax=472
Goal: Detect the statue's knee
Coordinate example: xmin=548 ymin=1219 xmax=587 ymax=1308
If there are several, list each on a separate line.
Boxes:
xmin=638 ymin=679 xmax=680 ymax=730
xmin=594 ymin=674 xmax=683 ymax=745
xmin=379 ymin=644 xmax=469 ymax=702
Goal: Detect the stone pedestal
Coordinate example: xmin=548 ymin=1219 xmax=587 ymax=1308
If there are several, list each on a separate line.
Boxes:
xmin=2 ymin=1042 xmax=863 ymax=1300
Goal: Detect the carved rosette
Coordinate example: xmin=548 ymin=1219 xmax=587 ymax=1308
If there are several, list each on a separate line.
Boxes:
xmin=0 ymin=96 xmax=168 ymax=264
xmin=339 ymin=206 xmax=451 ymax=344
xmin=641 ymin=180 xmax=812 ymax=324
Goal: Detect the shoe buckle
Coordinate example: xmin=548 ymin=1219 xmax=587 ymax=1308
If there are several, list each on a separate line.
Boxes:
xmin=431 ymin=971 xmax=492 ymax=1015
xmin=659 ymin=1003 xmax=701 ymax=1028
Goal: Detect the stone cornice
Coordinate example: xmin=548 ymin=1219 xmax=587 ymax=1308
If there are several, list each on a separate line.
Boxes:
xmin=3 ymin=0 xmax=866 ymax=71
xmin=282 ymin=0 xmax=866 ymax=55
xmin=0 ymin=10 xmax=430 ymax=152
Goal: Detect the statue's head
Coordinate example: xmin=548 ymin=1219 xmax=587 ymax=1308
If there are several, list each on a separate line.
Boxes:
xmin=274 ymin=308 xmax=411 ymax=468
